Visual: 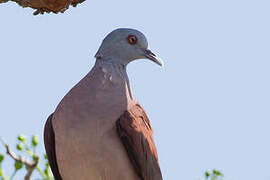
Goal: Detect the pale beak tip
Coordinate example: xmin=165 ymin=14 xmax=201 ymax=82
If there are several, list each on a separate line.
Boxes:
xmin=144 ymin=49 xmax=164 ymax=67
xmin=157 ymin=58 xmax=164 ymax=67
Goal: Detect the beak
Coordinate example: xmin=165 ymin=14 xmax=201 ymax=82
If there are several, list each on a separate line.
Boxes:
xmin=144 ymin=49 xmax=164 ymax=67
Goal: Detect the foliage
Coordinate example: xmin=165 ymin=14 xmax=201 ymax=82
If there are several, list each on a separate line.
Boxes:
xmin=0 ymin=135 xmax=53 ymax=180
xmin=204 ymin=169 xmax=224 ymax=180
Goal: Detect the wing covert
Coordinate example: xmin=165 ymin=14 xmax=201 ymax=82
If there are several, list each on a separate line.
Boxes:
xmin=116 ymin=104 xmax=163 ymax=180
xmin=44 ymin=113 xmax=63 ymax=180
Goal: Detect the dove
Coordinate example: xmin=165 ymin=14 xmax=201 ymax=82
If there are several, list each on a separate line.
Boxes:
xmin=44 ymin=28 xmax=163 ymax=180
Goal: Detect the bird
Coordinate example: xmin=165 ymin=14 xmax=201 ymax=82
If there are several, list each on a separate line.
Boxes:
xmin=44 ymin=28 xmax=163 ymax=180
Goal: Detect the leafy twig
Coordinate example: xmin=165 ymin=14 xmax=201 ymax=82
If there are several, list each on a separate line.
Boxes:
xmin=0 ymin=137 xmax=39 ymax=180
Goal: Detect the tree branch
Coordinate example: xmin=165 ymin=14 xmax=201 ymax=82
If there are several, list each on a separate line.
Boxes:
xmin=0 ymin=137 xmax=39 ymax=180
xmin=0 ymin=0 xmax=85 ymax=15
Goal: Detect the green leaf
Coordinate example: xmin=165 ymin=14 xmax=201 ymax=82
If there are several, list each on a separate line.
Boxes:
xmin=213 ymin=169 xmax=223 ymax=176
xmin=31 ymin=135 xmax=39 ymax=147
xmin=205 ymin=170 xmax=211 ymax=177
xmin=44 ymin=154 xmax=48 ymax=160
xmin=16 ymin=143 xmax=23 ymax=151
xmin=17 ymin=135 xmax=27 ymax=144
xmin=14 ymin=161 xmax=23 ymax=171
xmin=44 ymin=167 xmax=49 ymax=176
xmin=32 ymin=154 xmax=39 ymax=161
xmin=0 ymin=154 xmax=4 ymax=163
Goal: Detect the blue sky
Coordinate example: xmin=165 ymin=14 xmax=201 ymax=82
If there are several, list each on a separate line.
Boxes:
xmin=1 ymin=0 xmax=270 ymax=179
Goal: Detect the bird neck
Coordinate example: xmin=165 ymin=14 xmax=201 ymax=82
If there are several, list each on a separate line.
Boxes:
xmin=95 ymin=56 xmax=126 ymax=69
xmin=93 ymin=58 xmax=135 ymax=101
xmin=95 ymin=55 xmax=130 ymax=66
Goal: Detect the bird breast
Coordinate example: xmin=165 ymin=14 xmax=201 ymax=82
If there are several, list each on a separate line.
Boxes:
xmin=51 ymin=61 xmax=139 ymax=180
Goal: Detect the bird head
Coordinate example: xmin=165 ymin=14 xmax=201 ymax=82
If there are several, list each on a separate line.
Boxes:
xmin=95 ymin=28 xmax=163 ymax=66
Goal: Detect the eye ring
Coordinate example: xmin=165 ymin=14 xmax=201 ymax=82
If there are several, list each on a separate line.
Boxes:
xmin=127 ymin=35 xmax=137 ymax=45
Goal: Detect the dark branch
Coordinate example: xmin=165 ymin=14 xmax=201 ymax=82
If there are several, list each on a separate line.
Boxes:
xmin=0 ymin=0 xmax=85 ymax=15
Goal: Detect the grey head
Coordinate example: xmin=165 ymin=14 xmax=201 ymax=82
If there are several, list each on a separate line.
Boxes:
xmin=95 ymin=28 xmax=163 ymax=66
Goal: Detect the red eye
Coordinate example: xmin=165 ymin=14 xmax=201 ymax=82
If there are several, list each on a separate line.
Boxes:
xmin=127 ymin=35 xmax=137 ymax=45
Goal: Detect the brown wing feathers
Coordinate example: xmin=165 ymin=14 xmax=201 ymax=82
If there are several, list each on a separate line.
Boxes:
xmin=116 ymin=104 xmax=163 ymax=180
xmin=44 ymin=113 xmax=63 ymax=180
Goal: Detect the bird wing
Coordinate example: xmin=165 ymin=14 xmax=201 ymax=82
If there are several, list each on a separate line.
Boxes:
xmin=44 ymin=113 xmax=63 ymax=180
xmin=116 ymin=103 xmax=163 ymax=180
